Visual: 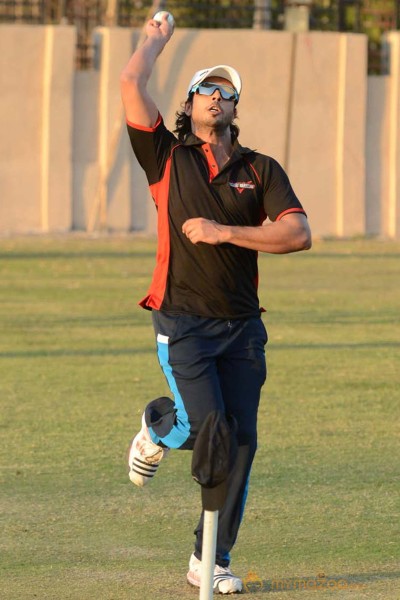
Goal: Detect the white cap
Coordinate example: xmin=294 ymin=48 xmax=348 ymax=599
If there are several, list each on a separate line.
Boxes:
xmin=187 ymin=65 xmax=242 ymax=99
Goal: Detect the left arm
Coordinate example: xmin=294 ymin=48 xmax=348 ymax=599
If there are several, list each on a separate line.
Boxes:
xmin=182 ymin=212 xmax=312 ymax=254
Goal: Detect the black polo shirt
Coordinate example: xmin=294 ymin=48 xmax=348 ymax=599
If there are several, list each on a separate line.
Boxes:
xmin=127 ymin=115 xmax=305 ymax=319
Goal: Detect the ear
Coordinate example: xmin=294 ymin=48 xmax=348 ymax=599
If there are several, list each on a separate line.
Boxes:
xmin=184 ymin=100 xmax=193 ymax=117
xmin=233 ymin=107 xmax=238 ymax=119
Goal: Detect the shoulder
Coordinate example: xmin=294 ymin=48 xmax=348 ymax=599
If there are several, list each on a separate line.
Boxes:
xmin=236 ymin=142 xmax=277 ymax=167
xmin=238 ymin=147 xmax=284 ymax=186
xmin=127 ymin=113 xmax=172 ymax=136
xmin=126 ymin=113 xmax=179 ymax=155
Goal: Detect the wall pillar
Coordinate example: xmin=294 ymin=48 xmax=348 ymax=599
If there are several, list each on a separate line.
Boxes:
xmin=336 ymin=33 xmax=367 ymax=237
xmin=383 ymin=32 xmax=400 ymax=238
xmin=87 ymin=27 xmax=141 ymax=232
xmin=42 ymin=25 xmax=76 ymax=231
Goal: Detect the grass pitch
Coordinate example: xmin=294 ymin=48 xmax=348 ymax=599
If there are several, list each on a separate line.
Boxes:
xmin=0 ymin=236 xmax=399 ymax=599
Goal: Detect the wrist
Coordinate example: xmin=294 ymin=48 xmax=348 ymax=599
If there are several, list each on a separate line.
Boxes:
xmin=219 ymin=224 xmax=233 ymax=244
xmin=144 ymin=35 xmax=168 ymax=55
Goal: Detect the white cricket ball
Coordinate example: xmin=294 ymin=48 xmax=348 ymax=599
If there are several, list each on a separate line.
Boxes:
xmin=153 ymin=10 xmax=175 ymax=27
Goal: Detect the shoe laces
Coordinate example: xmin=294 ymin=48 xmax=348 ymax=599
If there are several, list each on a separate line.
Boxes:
xmin=214 ymin=564 xmax=235 ymax=577
xmin=136 ymin=436 xmax=164 ymax=464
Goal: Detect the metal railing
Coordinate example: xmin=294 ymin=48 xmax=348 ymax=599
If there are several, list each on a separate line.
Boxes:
xmin=0 ymin=0 xmax=399 ymax=73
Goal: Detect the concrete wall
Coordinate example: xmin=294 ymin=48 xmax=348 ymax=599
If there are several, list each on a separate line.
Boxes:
xmin=287 ymin=33 xmax=366 ymax=237
xmin=0 ymin=25 xmax=75 ymax=233
xmin=72 ymin=28 xmax=142 ymax=233
xmin=72 ymin=70 xmax=100 ymax=230
xmin=383 ymin=32 xmax=400 ymax=238
xmin=1 ymin=25 xmax=44 ymax=233
xmin=366 ymin=75 xmax=388 ymax=236
xmin=1 ymin=25 xmax=400 ymax=238
xmin=365 ymin=32 xmax=400 ymax=239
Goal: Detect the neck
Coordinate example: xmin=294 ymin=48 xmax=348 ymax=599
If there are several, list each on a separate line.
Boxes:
xmin=191 ymin=124 xmax=233 ymax=155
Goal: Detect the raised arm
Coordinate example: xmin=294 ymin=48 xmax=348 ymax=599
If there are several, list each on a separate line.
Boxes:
xmin=120 ymin=15 xmax=174 ymax=127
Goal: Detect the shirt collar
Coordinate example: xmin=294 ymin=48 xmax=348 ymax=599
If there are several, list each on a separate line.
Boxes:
xmin=182 ymin=133 xmax=254 ymax=156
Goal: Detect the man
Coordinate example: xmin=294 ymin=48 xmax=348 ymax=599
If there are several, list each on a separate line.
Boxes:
xmin=120 ymin=14 xmax=311 ymax=595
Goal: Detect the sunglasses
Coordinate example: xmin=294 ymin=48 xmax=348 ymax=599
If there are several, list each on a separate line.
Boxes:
xmin=190 ymin=81 xmax=239 ymax=103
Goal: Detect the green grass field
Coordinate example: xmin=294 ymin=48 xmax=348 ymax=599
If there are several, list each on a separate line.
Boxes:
xmin=1 ymin=236 xmax=399 ymax=600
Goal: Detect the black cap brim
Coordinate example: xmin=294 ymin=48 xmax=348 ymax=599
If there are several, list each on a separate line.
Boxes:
xmin=191 ymin=410 xmax=238 ymax=512
xmin=201 ymin=479 xmax=228 ymax=512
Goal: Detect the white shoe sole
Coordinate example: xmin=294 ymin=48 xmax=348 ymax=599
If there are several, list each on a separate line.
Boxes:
xmin=127 ymin=433 xmax=163 ymax=487
xmin=187 ymin=570 xmax=243 ymax=594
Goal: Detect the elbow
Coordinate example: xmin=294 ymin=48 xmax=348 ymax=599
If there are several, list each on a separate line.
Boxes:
xmin=120 ymin=70 xmax=137 ymax=86
xmin=280 ymin=213 xmax=312 ymax=253
xmin=294 ymin=226 xmax=312 ymax=252
xmin=301 ymin=231 xmax=312 ymax=251
xmin=299 ymin=217 xmax=312 ymax=251
xmin=120 ymin=69 xmax=145 ymax=90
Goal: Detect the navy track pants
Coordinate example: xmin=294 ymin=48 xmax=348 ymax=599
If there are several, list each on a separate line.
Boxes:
xmin=145 ymin=310 xmax=268 ymax=567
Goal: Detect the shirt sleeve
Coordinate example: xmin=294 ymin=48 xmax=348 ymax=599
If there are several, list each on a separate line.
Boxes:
xmin=126 ymin=114 xmax=178 ymax=186
xmin=263 ymin=157 xmax=306 ymax=222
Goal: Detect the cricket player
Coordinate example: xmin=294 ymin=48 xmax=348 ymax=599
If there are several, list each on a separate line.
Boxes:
xmin=120 ymin=13 xmax=311 ymax=594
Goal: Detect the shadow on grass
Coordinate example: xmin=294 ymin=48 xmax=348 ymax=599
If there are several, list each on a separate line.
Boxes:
xmin=4 ymin=314 xmax=151 ymax=327
xmin=1 ymin=341 xmax=399 ymax=360
xmin=270 ymin=341 xmax=400 ymax=350
xmin=242 ymin=570 xmax=400 ymax=594
xmin=0 ymin=348 xmax=154 ymax=359
xmin=0 ymin=251 xmax=156 ymax=260
xmin=259 ymin=252 xmax=400 ymax=261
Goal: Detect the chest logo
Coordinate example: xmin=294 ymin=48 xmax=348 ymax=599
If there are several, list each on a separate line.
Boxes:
xmin=229 ymin=181 xmax=256 ymax=194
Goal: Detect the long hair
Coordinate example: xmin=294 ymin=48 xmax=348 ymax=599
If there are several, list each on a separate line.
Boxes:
xmin=174 ymin=97 xmax=240 ymax=143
